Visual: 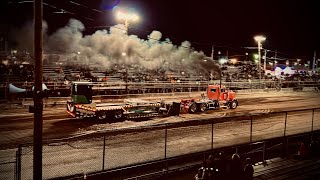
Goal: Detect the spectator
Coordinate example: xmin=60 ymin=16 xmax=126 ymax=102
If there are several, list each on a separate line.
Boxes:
xmin=299 ymin=140 xmax=309 ymax=159
xmin=194 ymin=167 xmax=206 ymax=180
xmin=206 ymin=155 xmax=215 ymax=169
xmin=214 ymin=151 xmax=227 ymax=179
xmin=295 ymin=140 xmax=309 ymax=159
xmin=243 ymin=158 xmax=254 ymax=180
xmin=230 ymin=153 xmax=244 ymax=180
xmin=309 ymin=136 xmax=320 ymax=157
xmin=205 ymin=155 xmax=215 ymax=179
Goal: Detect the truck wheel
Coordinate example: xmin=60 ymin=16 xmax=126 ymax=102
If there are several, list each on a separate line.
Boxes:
xmin=114 ymin=110 xmax=123 ymax=119
xmin=97 ymin=112 xmax=107 ymax=120
xmin=188 ymin=103 xmax=197 ymax=113
xmin=214 ymin=100 xmax=220 ymax=109
xmin=197 ymin=103 xmax=207 ymax=112
xmin=230 ymin=100 xmax=238 ymax=109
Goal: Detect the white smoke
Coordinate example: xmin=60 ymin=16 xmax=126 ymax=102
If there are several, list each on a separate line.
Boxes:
xmin=14 ymin=18 xmax=220 ymax=75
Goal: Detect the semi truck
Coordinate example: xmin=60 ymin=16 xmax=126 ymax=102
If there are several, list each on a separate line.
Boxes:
xmin=66 ymin=82 xmax=238 ymax=120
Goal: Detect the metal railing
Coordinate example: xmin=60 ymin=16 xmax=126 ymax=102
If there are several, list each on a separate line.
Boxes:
xmin=2 ymin=107 xmax=317 ymax=179
xmin=1 ymin=80 xmax=319 ymax=101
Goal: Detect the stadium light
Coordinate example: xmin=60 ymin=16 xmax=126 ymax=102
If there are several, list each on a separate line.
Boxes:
xmin=254 ymin=35 xmax=266 ymax=81
xmin=219 ymin=58 xmax=227 ymax=65
xmin=115 ymin=8 xmax=140 ymax=34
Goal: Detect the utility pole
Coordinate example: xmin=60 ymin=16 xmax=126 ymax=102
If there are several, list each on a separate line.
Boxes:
xmin=257 ymin=43 xmax=262 ymax=82
xmin=226 ymin=49 xmax=229 ymax=61
xmin=33 ymin=0 xmax=43 ymax=179
xmin=274 ymin=50 xmax=277 ymax=70
xmin=264 ymin=49 xmax=267 ymax=74
xmin=313 ymin=50 xmax=317 ymax=71
xmin=211 ymin=45 xmax=214 ymax=60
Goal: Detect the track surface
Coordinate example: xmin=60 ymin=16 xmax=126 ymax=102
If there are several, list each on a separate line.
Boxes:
xmin=0 ymin=91 xmax=320 ymax=179
xmin=0 ymin=91 xmax=319 ymax=150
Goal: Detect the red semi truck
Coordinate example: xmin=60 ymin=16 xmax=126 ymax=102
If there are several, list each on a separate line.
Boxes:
xmin=66 ymin=82 xmax=238 ymax=120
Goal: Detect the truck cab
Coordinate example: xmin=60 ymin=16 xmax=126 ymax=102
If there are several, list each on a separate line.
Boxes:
xmin=67 ymin=82 xmax=93 ymax=117
xmin=71 ymin=82 xmax=93 ymax=104
xmin=207 ymin=85 xmax=238 ymax=109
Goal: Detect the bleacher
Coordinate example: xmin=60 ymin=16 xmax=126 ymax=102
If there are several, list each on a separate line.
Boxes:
xmin=253 ymin=157 xmax=320 ymax=180
xmin=43 ymin=65 xmax=65 ymax=81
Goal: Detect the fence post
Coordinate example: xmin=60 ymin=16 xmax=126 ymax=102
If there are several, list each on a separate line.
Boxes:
xmin=15 ymin=145 xmax=22 ymax=180
xmin=311 ymin=109 xmax=315 ymax=133
xmin=211 ymin=122 xmax=214 ymax=150
xmin=102 ymin=135 xmax=106 ymax=171
xmin=283 ymin=112 xmax=288 ymax=157
xmin=284 ymin=112 xmax=288 ymax=137
xmin=5 ymin=82 xmax=8 ymax=102
xmin=250 ymin=116 xmax=253 ymax=143
xmin=165 ymin=125 xmax=167 ymax=160
xmin=164 ymin=125 xmax=168 ymax=179
xmin=262 ymin=142 xmax=266 ymax=164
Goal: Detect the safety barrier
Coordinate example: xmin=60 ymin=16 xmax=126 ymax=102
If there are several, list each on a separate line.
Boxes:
xmin=1 ymin=107 xmax=318 ymax=179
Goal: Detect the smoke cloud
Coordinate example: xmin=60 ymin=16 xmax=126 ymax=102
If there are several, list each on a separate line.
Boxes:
xmin=14 ymin=18 xmax=220 ymax=76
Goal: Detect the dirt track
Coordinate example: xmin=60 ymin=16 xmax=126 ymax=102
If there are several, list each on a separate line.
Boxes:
xmin=0 ymin=91 xmax=319 ymax=150
xmin=0 ymin=91 xmax=320 ymax=179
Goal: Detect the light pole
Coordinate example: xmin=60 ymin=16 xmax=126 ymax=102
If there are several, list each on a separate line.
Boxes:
xmin=219 ymin=58 xmax=227 ymax=88
xmin=254 ymin=35 xmax=266 ymax=81
xmin=121 ymin=52 xmax=128 ymax=94
xmin=115 ymin=8 xmax=139 ymax=94
xmin=115 ymin=9 xmax=139 ymax=35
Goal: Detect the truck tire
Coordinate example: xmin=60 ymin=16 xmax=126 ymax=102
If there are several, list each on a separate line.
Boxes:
xmin=213 ymin=100 xmax=220 ymax=109
xmin=197 ymin=103 xmax=207 ymax=112
xmin=230 ymin=100 xmax=238 ymax=109
xmin=114 ymin=110 xmax=124 ymax=119
xmin=188 ymin=103 xmax=197 ymax=113
xmin=97 ymin=111 xmax=107 ymax=120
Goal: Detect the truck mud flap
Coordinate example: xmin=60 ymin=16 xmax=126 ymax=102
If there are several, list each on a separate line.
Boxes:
xmin=169 ymin=102 xmax=180 ymax=116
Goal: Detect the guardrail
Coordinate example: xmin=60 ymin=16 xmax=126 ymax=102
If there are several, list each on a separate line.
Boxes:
xmin=1 ymin=80 xmax=319 ymax=101
xmin=1 ymin=107 xmax=317 ymax=180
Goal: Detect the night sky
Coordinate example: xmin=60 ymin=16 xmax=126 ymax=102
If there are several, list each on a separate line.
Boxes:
xmin=1 ymin=0 xmax=319 ymax=59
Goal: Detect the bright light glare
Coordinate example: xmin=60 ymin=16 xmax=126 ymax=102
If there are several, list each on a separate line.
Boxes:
xmin=230 ymin=58 xmax=237 ymax=64
xmin=254 ymin=35 xmax=266 ymax=42
xmin=219 ymin=58 xmax=227 ymax=65
xmin=116 ymin=10 xmax=139 ymax=22
xmin=122 ymin=52 xmax=126 ymax=56
xmin=253 ymin=54 xmax=259 ymax=59
xmin=131 ymin=14 xmax=139 ymax=22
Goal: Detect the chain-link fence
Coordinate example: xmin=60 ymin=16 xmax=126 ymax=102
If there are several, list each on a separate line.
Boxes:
xmin=0 ymin=148 xmax=17 ymax=180
xmin=3 ymin=107 xmax=318 ymax=179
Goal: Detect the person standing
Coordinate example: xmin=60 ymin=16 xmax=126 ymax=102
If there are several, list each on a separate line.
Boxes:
xmin=244 ymin=158 xmax=254 ymax=180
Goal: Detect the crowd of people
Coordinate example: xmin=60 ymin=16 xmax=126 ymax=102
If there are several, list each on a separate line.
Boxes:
xmin=294 ymin=136 xmax=320 ymax=160
xmin=193 ymin=135 xmax=320 ymax=180
xmin=195 ymin=151 xmax=254 ymax=180
xmin=1 ymin=61 xmax=320 ymax=84
xmin=0 ymin=63 xmax=34 ymax=82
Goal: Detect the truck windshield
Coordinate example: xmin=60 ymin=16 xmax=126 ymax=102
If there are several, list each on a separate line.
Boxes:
xmin=72 ymin=84 xmax=92 ymax=104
